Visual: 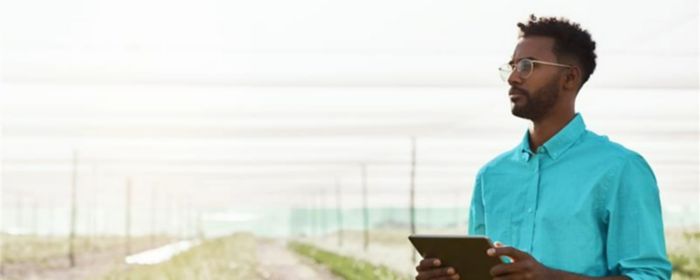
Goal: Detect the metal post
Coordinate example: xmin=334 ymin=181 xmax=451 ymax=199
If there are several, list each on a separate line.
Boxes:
xmin=409 ymin=137 xmax=417 ymax=262
xmin=361 ymin=163 xmax=369 ymax=251
xmin=68 ymin=150 xmax=78 ymax=267
xmin=150 ymin=184 xmax=156 ymax=247
xmin=335 ymin=177 xmax=343 ymax=247
xmin=125 ymin=178 xmax=132 ymax=256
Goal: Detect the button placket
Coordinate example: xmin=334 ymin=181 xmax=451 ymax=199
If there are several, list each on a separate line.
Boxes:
xmin=522 ymin=155 xmax=541 ymax=251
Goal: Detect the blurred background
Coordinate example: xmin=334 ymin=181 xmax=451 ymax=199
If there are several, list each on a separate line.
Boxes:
xmin=1 ymin=0 xmax=698 ymax=279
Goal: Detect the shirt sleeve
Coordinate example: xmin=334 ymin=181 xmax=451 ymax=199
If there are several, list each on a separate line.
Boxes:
xmin=468 ymin=170 xmax=486 ymax=235
xmin=605 ymin=153 xmax=672 ymax=280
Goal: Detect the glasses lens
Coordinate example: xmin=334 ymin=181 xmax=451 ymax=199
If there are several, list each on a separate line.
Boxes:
xmin=516 ymin=59 xmax=533 ymax=78
xmin=499 ymin=64 xmax=513 ymax=81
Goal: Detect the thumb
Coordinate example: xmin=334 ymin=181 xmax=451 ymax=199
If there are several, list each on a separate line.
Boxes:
xmin=492 ymin=241 xmax=513 ymax=263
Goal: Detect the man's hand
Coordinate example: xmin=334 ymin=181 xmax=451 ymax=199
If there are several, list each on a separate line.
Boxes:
xmin=415 ymin=258 xmax=459 ymax=280
xmin=487 ymin=246 xmax=556 ymax=280
xmin=487 ymin=245 xmax=632 ymax=280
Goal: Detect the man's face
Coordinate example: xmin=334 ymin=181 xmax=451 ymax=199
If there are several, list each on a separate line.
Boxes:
xmin=507 ymin=36 xmax=565 ymax=121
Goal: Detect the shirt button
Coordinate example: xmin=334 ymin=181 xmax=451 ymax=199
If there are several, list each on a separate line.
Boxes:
xmin=527 ymin=208 xmax=533 ymax=213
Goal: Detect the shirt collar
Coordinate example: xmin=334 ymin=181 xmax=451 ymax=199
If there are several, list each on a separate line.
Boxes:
xmin=517 ymin=113 xmax=587 ymax=161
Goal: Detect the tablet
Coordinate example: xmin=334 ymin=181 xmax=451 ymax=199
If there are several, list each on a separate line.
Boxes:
xmin=409 ymin=234 xmax=503 ymax=280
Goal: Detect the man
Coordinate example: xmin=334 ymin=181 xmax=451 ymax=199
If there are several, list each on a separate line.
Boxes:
xmin=415 ymin=15 xmax=671 ymax=280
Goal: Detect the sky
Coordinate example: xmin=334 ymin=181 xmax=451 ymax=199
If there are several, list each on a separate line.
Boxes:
xmin=0 ymin=0 xmax=698 ymax=235
xmin=1 ymin=0 xmax=697 ymax=87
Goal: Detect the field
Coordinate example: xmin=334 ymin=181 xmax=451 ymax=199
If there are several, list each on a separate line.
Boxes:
xmin=289 ymin=241 xmax=408 ymax=280
xmin=1 ymin=234 xmax=172 ymax=280
xmin=304 ymin=229 xmax=700 ymax=279
xmin=667 ymin=230 xmax=700 ymax=279
xmin=98 ymin=233 xmax=260 ymax=280
xmin=1 ymin=229 xmax=698 ymax=279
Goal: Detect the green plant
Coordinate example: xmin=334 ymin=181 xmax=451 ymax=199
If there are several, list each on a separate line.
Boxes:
xmin=99 ymin=233 xmax=260 ymax=280
xmin=669 ymin=253 xmax=700 ymax=279
xmin=289 ymin=242 xmax=409 ymax=280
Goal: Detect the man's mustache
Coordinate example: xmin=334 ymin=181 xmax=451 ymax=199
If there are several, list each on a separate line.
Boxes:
xmin=509 ymin=87 xmax=530 ymax=97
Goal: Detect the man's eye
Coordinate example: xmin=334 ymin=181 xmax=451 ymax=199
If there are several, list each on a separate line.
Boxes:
xmin=518 ymin=61 xmax=531 ymax=72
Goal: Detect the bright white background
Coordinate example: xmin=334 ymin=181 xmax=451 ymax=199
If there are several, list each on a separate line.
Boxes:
xmin=0 ymin=0 xmax=698 ymax=236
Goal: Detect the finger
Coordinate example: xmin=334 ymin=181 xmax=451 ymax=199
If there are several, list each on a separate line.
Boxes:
xmin=433 ymin=274 xmax=460 ymax=280
xmin=493 ymin=276 xmax=519 ymax=280
xmin=500 ymin=255 xmax=514 ymax=264
xmin=419 ymin=267 xmax=456 ymax=279
xmin=415 ymin=267 xmax=452 ymax=280
xmin=416 ymin=258 xmax=442 ymax=271
xmin=490 ymin=262 xmax=528 ymax=277
xmin=486 ymin=246 xmax=530 ymax=261
xmin=416 ymin=270 xmax=439 ymax=280
xmin=491 ymin=241 xmax=514 ymax=263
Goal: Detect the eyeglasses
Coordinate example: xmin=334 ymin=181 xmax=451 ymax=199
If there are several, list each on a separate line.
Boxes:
xmin=499 ymin=58 xmax=572 ymax=81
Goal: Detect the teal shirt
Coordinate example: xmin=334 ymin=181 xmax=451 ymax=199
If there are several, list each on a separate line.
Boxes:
xmin=468 ymin=114 xmax=671 ymax=279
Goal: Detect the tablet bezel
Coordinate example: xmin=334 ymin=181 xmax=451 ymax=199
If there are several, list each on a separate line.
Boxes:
xmin=409 ymin=234 xmax=503 ymax=280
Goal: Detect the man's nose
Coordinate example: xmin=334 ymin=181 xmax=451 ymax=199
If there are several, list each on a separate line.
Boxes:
xmin=507 ymin=70 xmax=522 ymax=86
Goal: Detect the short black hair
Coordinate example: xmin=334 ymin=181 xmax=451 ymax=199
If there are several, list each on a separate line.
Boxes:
xmin=517 ymin=14 xmax=597 ymax=86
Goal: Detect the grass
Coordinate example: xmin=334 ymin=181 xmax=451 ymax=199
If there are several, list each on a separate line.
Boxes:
xmin=669 ymin=253 xmax=700 ymax=279
xmin=320 ymin=228 xmax=700 ymax=279
xmin=4 ymin=229 xmax=697 ymax=279
xmin=668 ymin=230 xmax=700 ymax=280
xmin=98 ymin=233 xmax=261 ymax=280
xmin=1 ymin=234 xmax=170 ymax=266
xmin=289 ymin=241 xmax=409 ymax=280
xmin=336 ymin=229 xmax=415 ymax=246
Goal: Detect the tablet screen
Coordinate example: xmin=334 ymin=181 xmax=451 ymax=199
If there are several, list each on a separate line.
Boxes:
xmin=409 ymin=234 xmax=503 ymax=280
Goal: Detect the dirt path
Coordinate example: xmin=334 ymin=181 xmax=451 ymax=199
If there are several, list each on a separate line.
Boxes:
xmin=256 ymin=239 xmax=341 ymax=280
xmin=2 ymin=250 xmax=124 ymax=280
xmin=2 ymin=238 xmax=343 ymax=280
xmin=1 ymin=239 xmax=169 ymax=280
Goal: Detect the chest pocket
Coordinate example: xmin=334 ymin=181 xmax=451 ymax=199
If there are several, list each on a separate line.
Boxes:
xmin=482 ymin=172 xmax=532 ymax=245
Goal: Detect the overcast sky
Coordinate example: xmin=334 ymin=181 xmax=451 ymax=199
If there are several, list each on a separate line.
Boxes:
xmin=1 ymin=0 xmax=698 ymax=87
xmin=0 ymin=0 xmax=698 ymax=235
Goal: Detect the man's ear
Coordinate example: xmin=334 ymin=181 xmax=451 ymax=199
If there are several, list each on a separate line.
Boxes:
xmin=563 ymin=66 xmax=582 ymax=90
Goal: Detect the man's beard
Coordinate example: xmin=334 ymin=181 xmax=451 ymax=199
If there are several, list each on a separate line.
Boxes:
xmin=510 ymin=77 xmax=560 ymax=121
